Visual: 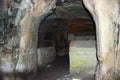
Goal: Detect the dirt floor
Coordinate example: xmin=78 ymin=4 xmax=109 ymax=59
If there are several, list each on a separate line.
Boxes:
xmin=34 ymin=55 xmax=95 ymax=80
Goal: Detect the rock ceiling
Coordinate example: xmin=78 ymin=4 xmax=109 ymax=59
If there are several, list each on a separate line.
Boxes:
xmin=51 ymin=0 xmax=92 ymax=19
xmin=0 ymin=0 xmax=91 ymax=20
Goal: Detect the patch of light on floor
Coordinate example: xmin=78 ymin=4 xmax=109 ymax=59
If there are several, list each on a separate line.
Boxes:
xmin=72 ymin=78 xmax=81 ymax=80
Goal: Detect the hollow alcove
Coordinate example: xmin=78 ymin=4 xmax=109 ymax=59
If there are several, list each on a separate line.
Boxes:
xmin=35 ymin=0 xmax=97 ymax=80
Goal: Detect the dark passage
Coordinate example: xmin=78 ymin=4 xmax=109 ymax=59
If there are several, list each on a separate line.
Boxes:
xmin=35 ymin=55 xmax=71 ymax=80
xmin=36 ymin=18 xmax=95 ymax=80
xmin=35 ymin=0 xmax=96 ymax=79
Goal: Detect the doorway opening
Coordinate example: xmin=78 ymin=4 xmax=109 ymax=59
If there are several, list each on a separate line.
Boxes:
xmin=36 ymin=0 xmax=97 ymax=80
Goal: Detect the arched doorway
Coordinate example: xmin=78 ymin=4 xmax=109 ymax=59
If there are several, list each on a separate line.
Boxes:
xmin=36 ymin=1 xmax=97 ymax=80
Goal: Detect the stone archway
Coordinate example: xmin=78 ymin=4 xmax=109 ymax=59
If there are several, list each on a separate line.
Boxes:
xmin=0 ymin=0 xmax=120 ymax=80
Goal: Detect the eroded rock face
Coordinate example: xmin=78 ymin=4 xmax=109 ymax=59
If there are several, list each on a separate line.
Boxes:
xmin=0 ymin=0 xmax=56 ymax=80
xmin=83 ymin=0 xmax=120 ymax=80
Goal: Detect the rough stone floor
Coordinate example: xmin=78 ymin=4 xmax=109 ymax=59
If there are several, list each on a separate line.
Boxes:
xmin=34 ymin=55 xmax=95 ymax=80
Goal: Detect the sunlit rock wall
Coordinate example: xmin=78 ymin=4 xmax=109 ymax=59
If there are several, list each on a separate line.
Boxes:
xmin=69 ymin=35 xmax=97 ymax=75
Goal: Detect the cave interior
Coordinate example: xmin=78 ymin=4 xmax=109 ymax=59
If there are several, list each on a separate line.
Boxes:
xmin=36 ymin=0 xmax=97 ymax=80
